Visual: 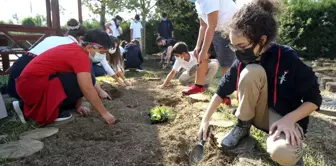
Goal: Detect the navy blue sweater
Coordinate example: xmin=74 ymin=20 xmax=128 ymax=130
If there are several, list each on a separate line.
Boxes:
xmin=123 ymin=43 xmax=143 ymax=69
xmin=216 ymin=43 xmax=322 ymax=132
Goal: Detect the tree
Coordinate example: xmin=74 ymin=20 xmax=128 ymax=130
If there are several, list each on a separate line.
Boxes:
xmin=84 ymin=0 xmax=123 ymax=30
xmin=83 ymin=19 xmax=101 ymax=29
xmin=12 ymin=14 xmax=19 ymax=24
xmin=32 ymin=15 xmax=47 ymax=27
xmin=21 ymin=17 xmax=36 ymax=27
xmin=122 ymin=0 xmax=157 ymax=54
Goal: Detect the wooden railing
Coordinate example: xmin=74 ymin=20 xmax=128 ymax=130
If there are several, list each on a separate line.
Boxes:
xmin=0 ymin=24 xmax=58 ymax=74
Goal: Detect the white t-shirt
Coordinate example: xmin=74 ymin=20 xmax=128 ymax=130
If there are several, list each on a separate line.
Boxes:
xmin=29 ymin=36 xmax=76 ymax=55
xmin=172 ymin=52 xmax=198 ymax=72
xmin=130 ymin=21 xmax=143 ymax=38
xmin=235 ymin=0 xmax=253 ymax=9
xmin=108 ymin=21 xmax=121 ymax=37
xmin=195 ymin=0 xmax=238 ymax=31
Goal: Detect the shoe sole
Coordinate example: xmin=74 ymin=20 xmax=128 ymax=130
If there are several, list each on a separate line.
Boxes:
xmin=13 ymin=101 xmax=26 ymax=124
xmin=55 ymin=114 xmax=73 ymax=122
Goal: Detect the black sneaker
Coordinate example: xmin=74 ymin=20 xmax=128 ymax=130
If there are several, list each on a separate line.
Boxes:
xmin=55 ymin=112 xmax=72 ymax=122
xmin=221 ymin=119 xmax=252 ymax=149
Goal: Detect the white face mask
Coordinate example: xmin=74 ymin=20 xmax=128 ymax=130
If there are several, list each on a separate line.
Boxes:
xmin=90 ymin=51 xmax=106 ymax=62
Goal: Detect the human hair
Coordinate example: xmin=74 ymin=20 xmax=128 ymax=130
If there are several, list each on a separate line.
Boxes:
xmin=228 ymin=0 xmax=278 ymax=45
xmin=135 ymin=14 xmax=140 ymax=21
xmin=131 ymin=39 xmax=140 ymax=46
xmin=172 ymin=42 xmax=189 ymax=55
xmin=156 ymin=37 xmax=165 ymax=44
xmin=108 ymin=36 xmax=123 ymax=69
xmin=114 ymin=15 xmax=123 ymax=21
xmin=162 ymin=13 xmax=167 ymax=18
xmin=82 ymin=29 xmax=112 ymax=49
xmin=120 ymin=40 xmax=128 ymax=48
xmin=66 ymin=18 xmax=87 ymax=38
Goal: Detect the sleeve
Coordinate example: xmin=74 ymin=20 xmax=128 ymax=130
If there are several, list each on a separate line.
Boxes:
xmin=100 ymin=57 xmax=116 ymax=76
xmin=170 ymin=21 xmax=174 ymax=31
xmin=293 ymin=55 xmax=322 ymax=109
xmin=216 ymin=59 xmax=240 ymax=99
xmin=69 ymin=52 xmax=92 ymax=74
xmin=203 ymin=0 xmax=220 ymax=15
xmin=172 ymin=60 xmax=182 ymax=72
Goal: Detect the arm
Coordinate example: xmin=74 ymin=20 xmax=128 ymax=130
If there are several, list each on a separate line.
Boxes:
xmin=282 ymin=56 xmax=321 ymax=123
xmin=105 ymin=23 xmax=112 ymax=34
xmin=100 ymin=58 xmax=125 ymax=86
xmin=161 ymin=70 xmax=177 ymax=87
xmin=166 ymin=46 xmax=173 ymax=63
xmin=199 ymin=11 xmax=218 ymax=57
xmin=202 ymin=60 xmax=240 ymax=120
xmin=77 ymin=72 xmax=110 ymax=117
xmin=195 ymin=18 xmax=207 ymax=53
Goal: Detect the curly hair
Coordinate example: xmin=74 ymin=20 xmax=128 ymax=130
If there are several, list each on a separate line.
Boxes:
xmin=228 ymin=0 xmax=279 ymax=45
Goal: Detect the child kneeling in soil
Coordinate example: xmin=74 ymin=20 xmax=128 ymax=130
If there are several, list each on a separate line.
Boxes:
xmin=158 ymin=42 xmax=218 ymax=89
xmin=198 ymin=1 xmax=321 ymax=166
xmin=107 ymin=37 xmax=132 ymax=86
xmin=124 ymin=39 xmax=144 ymax=72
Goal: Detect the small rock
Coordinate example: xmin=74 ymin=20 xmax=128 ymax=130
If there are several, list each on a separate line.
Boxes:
xmin=209 ymin=120 xmax=235 ymax=128
xmin=320 ymin=77 xmax=335 ymax=90
xmin=188 ymin=94 xmax=209 ymax=103
xmin=326 ymin=82 xmax=336 ymax=92
xmin=0 ymin=140 xmax=43 ymax=159
xmin=20 ymin=127 xmax=59 ymax=140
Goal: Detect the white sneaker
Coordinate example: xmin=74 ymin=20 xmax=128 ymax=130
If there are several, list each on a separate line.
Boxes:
xmin=55 ymin=112 xmax=72 ymax=122
xmin=136 ymin=69 xmax=144 ymax=72
xmin=12 ymin=101 xmax=26 ymax=124
xmin=125 ymin=69 xmax=130 ymax=72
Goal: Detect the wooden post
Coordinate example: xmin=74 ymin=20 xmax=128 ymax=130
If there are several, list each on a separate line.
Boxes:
xmin=51 ymin=0 xmax=61 ymax=35
xmin=46 ymin=0 xmax=52 ymax=27
xmin=77 ymin=0 xmax=83 ymax=24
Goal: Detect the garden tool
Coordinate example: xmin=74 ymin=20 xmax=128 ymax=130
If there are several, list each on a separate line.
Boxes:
xmin=189 ymin=125 xmax=213 ymax=165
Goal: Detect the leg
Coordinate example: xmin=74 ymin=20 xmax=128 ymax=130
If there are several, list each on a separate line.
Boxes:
xmin=92 ymin=63 xmax=107 ymax=77
xmin=195 ymin=60 xmax=208 ymax=86
xmin=221 ymin=64 xmax=268 ymax=148
xmin=179 ymin=71 xmax=195 ymax=86
xmin=204 ymin=59 xmax=219 ymax=86
xmin=267 ymin=109 xmax=304 ymax=166
xmin=212 ymin=32 xmax=235 ymax=76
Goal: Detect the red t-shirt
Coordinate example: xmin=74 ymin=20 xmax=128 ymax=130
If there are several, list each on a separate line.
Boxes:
xmin=21 ymin=43 xmax=91 ymax=77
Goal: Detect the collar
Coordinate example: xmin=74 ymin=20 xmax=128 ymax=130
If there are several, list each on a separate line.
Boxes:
xmin=68 ymin=35 xmax=78 ymax=44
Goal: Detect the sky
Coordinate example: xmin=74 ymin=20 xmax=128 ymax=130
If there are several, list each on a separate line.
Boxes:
xmin=0 ymin=0 xmax=136 ymax=25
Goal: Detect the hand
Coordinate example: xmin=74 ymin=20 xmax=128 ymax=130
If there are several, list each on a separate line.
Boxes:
xmin=117 ymin=79 xmax=126 ymax=87
xmin=98 ymin=89 xmax=112 ymax=100
xmin=198 ymin=119 xmax=210 ymax=141
xmin=193 ymin=47 xmax=201 ymax=57
xmin=198 ymin=50 xmax=209 ymax=64
xmin=269 ymin=117 xmax=304 ymax=146
xmin=124 ymin=80 xmax=132 ymax=86
xmin=157 ymin=84 xmax=165 ymax=89
xmin=76 ymin=106 xmax=91 ymax=116
xmin=101 ymin=112 xmax=116 ymax=126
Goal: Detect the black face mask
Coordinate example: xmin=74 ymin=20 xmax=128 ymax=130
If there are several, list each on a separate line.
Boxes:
xmin=235 ymin=43 xmax=263 ymax=64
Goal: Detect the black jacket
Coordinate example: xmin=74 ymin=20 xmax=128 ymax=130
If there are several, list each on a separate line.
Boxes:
xmin=123 ymin=44 xmax=143 ymax=68
xmin=157 ymin=20 xmax=174 ymax=39
xmin=216 ymin=43 xmax=322 ymax=132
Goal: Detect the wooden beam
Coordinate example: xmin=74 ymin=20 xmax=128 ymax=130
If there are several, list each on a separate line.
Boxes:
xmin=51 ymin=0 xmax=61 ymax=35
xmin=78 ymin=0 xmax=83 ymax=24
xmin=46 ymin=0 xmax=52 ymax=27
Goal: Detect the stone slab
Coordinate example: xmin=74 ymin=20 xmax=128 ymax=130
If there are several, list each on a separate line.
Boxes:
xmin=209 ymin=120 xmax=235 ymax=128
xmin=20 ymin=127 xmax=59 ymax=140
xmin=0 ymin=140 xmax=43 ymax=159
xmin=188 ymin=94 xmax=209 ymax=103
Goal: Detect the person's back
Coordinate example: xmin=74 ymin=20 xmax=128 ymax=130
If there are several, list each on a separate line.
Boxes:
xmin=124 ymin=43 xmax=143 ymax=70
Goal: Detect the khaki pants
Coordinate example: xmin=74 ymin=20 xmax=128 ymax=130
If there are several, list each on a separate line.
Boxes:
xmin=179 ymin=59 xmax=219 ymax=86
xmin=235 ymin=64 xmax=303 ymax=166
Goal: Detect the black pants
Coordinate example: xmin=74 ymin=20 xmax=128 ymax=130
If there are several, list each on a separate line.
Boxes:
xmin=92 ymin=63 xmax=107 ymax=77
